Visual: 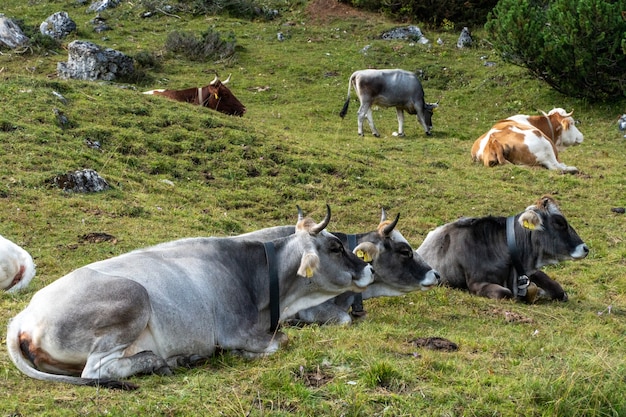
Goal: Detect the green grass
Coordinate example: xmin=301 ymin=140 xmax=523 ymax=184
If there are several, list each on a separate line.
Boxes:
xmin=1 ymin=1 xmax=625 ymax=416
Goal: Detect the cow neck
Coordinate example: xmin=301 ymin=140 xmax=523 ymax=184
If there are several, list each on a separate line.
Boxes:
xmin=263 ymin=242 xmax=280 ymax=333
xmin=346 ymin=234 xmax=365 ymax=316
xmin=505 ymin=216 xmax=530 ymax=298
xmin=543 ymin=114 xmax=555 ymax=141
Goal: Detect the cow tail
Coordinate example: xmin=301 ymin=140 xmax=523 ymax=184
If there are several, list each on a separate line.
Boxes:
xmin=339 ymin=74 xmax=354 ymax=119
xmin=5 ymin=317 xmax=138 ymax=390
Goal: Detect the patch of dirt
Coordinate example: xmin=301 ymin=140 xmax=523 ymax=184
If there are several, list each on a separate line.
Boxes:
xmin=305 ymin=0 xmax=376 ymax=23
xmin=294 ymin=365 xmax=334 ymax=387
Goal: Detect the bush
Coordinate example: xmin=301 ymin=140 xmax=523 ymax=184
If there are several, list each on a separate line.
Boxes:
xmin=164 ymin=29 xmax=237 ymax=62
xmin=485 ymin=0 xmax=626 ymax=100
xmin=340 ymin=0 xmax=498 ymax=29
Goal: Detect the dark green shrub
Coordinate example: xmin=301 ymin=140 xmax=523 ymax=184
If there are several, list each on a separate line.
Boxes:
xmin=486 ymin=0 xmax=626 ymax=100
xmin=164 ymin=29 xmax=236 ymax=61
xmin=340 ymin=0 xmax=498 ymax=28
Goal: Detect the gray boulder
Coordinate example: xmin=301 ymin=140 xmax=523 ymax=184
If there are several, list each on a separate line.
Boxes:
xmin=381 ymin=26 xmax=429 ymax=44
xmin=87 ymin=0 xmax=121 ymax=13
xmin=40 ymin=12 xmax=77 ymax=40
xmin=0 ymin=14 xmax=29 ymax=49
xmin=49 ymin=169 xmax=110 ymax=193
xmin=457 ymin=27 xmax=472 ymax=48
xmin=57 ymin=40 xmax=134 ymax=81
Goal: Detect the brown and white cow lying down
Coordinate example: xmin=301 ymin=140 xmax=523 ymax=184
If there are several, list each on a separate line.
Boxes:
xmin=0 ymin=234 xmax=36 ymax=292
xmin=7 ymin=206 xmax=374 ymax=389
xmin=471 ymin=108 xmax=583 ymax=173
xmin=143 ymin=74 xmax=246 ymax=116
xmin=417 ymin=196 xmax=588 ymax=302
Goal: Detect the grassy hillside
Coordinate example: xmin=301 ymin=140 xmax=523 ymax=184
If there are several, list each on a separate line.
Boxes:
xmin=1 ymin=0 xmax=625 ymax=415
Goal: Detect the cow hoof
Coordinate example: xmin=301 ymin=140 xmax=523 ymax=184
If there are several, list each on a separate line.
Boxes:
xmin=373 ymin=133 xmax=380 ymax=138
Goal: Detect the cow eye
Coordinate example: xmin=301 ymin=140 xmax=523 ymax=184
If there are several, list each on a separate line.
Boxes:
xmin=552 ymin=216 xmax=567 ymax=230
xmin=399 ymin=245 xmax=413 ymax=258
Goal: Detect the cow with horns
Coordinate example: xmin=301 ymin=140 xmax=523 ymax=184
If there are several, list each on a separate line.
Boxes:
xmin=143 ymin=74 xmax=246 ymax=116
xmin=471 ymin=108 xmax=583 ymax=173
xmin=6 ymin=206 xmax=374 ymax=389
xmin=232 ymin=208 xmax=440 ymax=325
xmin=339 ymin=68 xmax=438 ymax=137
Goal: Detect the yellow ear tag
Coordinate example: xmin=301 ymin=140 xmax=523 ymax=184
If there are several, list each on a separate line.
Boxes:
xmin=305 ymin=267 xmax=314 ymax=278
xmin=214 ymin=93 xmax=219 ymax=99
xmin=523 ymin=220 xmax=536 ymax=230
xmin=356 ymin=249 xmax=372 ymax=263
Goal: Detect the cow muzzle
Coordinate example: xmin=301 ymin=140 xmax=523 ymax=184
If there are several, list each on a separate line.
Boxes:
xmin=353 ymin=264 xmax=375 ymax=290
xmin=571 ymin=243 xmax=589 ymax=259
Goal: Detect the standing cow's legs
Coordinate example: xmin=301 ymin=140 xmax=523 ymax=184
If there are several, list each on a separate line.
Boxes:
xmin=357 ymin=103 xmax=380 ymax=137
xmin=395 ymin=109 xmax=405 ymax=137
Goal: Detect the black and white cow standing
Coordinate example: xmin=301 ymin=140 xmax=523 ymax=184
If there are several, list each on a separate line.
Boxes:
xmin=233 ymin=209 xmax=440 ymax=324
xmin=339 ymin=69 xmax=438 ymax=137
xmin=6 ymin=206 xmax=374 ymax=389
xmin=416 ymin=196 xmax=588 ymax=301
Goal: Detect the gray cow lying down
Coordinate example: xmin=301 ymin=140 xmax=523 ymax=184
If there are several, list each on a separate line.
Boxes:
xmin=7 ymin=206 xmax=374 ymax=390
xmin=417 ymin=196 xmax=588 ymax=302
xmin=233 ymin=209 xmax=440 ymax=324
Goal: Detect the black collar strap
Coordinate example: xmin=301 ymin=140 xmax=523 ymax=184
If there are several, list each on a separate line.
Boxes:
xmin=263 ymin=242 xmax=280 ymax=332
xmin=506 ymin=216 xmax=530 ymax=298
xmin=346 ymin=234 xmax=365 ymax=314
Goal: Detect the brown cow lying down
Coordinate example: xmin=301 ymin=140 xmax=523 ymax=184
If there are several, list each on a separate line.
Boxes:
xmin=143 ymin=74 xmax=246 ymax=116
xmin=417 ymin=196 xmax=589 ymax=302
xmin=471 ymin=108 xmax=583 ymax=173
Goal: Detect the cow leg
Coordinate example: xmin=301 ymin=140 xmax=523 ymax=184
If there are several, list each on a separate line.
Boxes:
xmin=396 ymin=109 xmax=405 ymax=137
xmin=296 ymin=301 xmax=352 ymax=325
xmin=228 ymin=329 xmax=289 ymax=359
xmin=532 ymin=144 xmax=578 ymax=173
xmin=415 ymin=107 xmax=431 ymax=135
xmin=356 ymin=103 xmax=368 ymax=136
xmin=357 ymin=103 xmax=379 ymax=137
xmin=529 ymin=270 xmax=568 ymax=301
xmin=468 ymin=281 xmax=513 ymax=299
xmin=82 ymin=349 xmax=171 ymax=380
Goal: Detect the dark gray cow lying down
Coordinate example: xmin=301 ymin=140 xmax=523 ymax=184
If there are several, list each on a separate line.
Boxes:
xmin=7 ymin=206 xmax=374 ymax=389
xmin=416 ymin=196 xmax=588 ymax=301
xmin=339 ymin=68 xmax=438 ymax=137
xmin=233 ymin=210 xmax=440 ymax=324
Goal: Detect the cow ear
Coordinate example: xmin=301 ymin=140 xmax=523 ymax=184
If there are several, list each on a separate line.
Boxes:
xmin=297 ymin=252 xmax=319 ymax=278
xmin=353 ymin=242 xmax=379 ymax=263
xmin=518 ymin=210 xmax=543 ymax=231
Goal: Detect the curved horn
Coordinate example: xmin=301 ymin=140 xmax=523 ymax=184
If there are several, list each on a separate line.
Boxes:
xmin=380 ymin=208 xmax=388 ymax=222
xmin=565 ymin=109 xmax=573 ymax=117
xmin=296 ymin=205 xmax=304 ymax=222
xmin=209 ymin=75 xmax=219 ymax=85
xmin=382 ymin=213 xmax=400 ymax=236
xmin=310 ymin=204 xmax=331 ymax=234
xmin=222 ymin=74 xmax=231 ymax=85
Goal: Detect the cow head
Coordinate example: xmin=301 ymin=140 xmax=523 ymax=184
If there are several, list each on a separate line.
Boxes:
xmin=293 ymin=205 xmax=375 ymax=291
xmin=204 ymin=74 xmax=246 ymax=116
xmin=547 ymin=108 xmax=583 ymax=150
xmin=519 ymin=196 xmax=589 ymax=266
xmin=421 ymin=101 xmax=439 ymax=135
xmin=352 ymin=210 xmax=440 ymax=297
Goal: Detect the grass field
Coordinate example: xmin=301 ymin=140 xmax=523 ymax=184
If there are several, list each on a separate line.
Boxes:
xmin=1 ymin=0 xmax=625 ymax=415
